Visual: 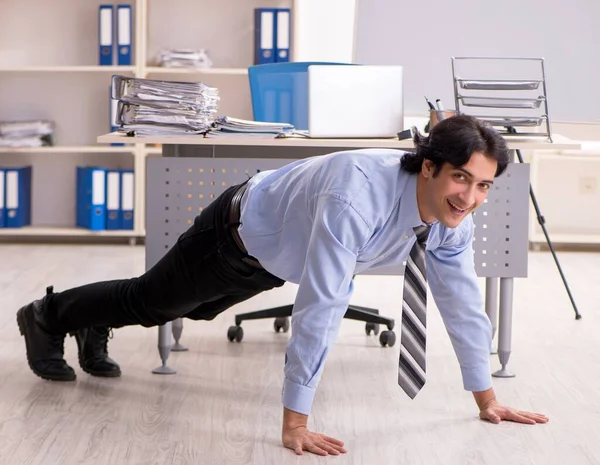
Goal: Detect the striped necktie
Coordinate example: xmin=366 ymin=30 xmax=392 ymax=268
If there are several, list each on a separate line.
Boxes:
xmin=398 ymin=224 xmax=431 ymax=399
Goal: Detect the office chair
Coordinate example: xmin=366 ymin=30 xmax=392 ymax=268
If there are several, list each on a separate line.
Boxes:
xmin=225 ymin=62 xmax=397 ymax=348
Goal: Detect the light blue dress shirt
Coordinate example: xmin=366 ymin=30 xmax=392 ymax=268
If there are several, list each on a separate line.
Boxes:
xmin=238 ymin=149 xmax=493 ymax=416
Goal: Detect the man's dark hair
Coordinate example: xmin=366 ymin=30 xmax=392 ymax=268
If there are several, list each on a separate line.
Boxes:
xmin=400 ymin=114 xmax=509 ymax=177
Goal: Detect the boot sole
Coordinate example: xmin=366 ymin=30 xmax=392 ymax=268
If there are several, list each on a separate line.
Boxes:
xmin=17 ymin=307 xmax=76 ymax=382
xmin=81 ymin=367 xmax=122 ymax=378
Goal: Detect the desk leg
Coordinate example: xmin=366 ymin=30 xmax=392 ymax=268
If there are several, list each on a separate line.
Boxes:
xmin=171 ymin=317 xmax=188 ymax=351
xmin=152 ymin=322 xmax=177 ymax=374
xmin=485 ymin=278 xmax=499 ymax=355
xmin=492 ymin=278 xmax=515 ymax=378
xmin=150 ymin=146 xmax=179 ymax=374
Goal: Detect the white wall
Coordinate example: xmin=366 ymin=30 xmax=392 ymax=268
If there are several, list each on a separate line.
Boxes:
xmin=354 ymin=0 xmax=600 ymax=123
xmin=292 ymin=0 xmax=357 ymax=63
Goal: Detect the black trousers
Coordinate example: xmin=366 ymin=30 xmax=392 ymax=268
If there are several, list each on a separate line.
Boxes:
xmin=45 ymin=183 xmax=286 ymax=334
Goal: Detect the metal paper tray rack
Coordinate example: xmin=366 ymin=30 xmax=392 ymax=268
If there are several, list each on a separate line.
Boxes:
xmin=451 ymin=57 xmax=553 ymax=142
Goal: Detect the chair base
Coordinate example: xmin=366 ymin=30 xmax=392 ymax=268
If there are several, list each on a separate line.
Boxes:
xmin=228 ymin=304 xmax=396 ymax=347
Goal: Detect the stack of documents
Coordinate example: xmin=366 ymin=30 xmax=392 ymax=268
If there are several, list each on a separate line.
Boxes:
xmin=205 ymin=116 xmax=294 ymax=138
xmin=157 ymin=49 xmax=213 ymax=69
xmin=111 ymin=75 xmax=219 ymax=136
xmin=0 ymin=120 xmax=54 ymax=147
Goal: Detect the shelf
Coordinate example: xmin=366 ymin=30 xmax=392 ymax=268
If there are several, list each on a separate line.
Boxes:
xmin=0 ymin=227 xmax=142 ymax=237
xmin=457 ymin=79 xmax=542 ymax=91
xmin=530 ymin=233 xmax=600 ymax=245
xmin=0 ymin=66 xmax=136 ymax=73
xmin=0 ymin=146 xmax=135 ymax=154
xmin=144 ymin=67 xmax=248 ymax=76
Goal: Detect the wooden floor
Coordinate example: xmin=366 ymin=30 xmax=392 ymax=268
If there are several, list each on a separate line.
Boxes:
xmin=1 ymin=244 xmax=599 ymax=465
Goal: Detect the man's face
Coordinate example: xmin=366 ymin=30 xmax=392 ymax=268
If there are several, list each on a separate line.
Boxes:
xmin=420 ymin=152 xmax=497 ymax=228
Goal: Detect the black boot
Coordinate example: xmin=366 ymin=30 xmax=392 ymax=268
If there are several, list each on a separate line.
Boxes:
xmin=16 ymin=286 xmax=76 ymax=381
xmin=71 ymin=326 xmax=121 ymax=377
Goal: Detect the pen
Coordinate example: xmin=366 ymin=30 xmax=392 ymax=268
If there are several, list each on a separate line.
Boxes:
xmin=435 ymin=99 xmax=444 ymax=111
xmin=424 ymin=96 xmax=436 ymax=111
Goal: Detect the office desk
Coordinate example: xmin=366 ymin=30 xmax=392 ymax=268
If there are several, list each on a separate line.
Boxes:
xmin=98 ymin=132 xmax=580 ymax=151
xmin=98 ymin=131 xmax=581 ymax=378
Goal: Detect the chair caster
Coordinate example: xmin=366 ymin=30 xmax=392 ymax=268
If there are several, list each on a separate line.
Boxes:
xmin=274 ymin=317 xmax=290 ymax=333
xmin=365 ymin=322 xmax=380 ymax=336
xmin=379 ymin=330 xmax=396 ymax=347
xmin=227 ymin=325 xmax=244 ymax=342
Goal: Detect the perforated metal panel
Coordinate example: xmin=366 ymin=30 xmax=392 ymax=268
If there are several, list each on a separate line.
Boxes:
xmin=146 ymin=157 xmax=530 ymax=279
xmin=472 ymin=162 xmax=530 ymax=278
xmin=145 ymin=157 xmax=291 ymax=269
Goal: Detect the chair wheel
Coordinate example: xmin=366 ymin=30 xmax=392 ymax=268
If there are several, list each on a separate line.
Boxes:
xmin=274 ymin=317 xmax=290 ymax=333
xmin=365 ymin=322 xmax=380 ymax=336
xmin=379 ymin=330 xmax=396 ymax=347
xmin=227 ymin=325 xmax=244 ymax=342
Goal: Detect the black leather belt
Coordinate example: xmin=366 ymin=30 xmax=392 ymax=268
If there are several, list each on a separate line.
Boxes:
xmin=229 ymin=184 xmax=263 ymax=269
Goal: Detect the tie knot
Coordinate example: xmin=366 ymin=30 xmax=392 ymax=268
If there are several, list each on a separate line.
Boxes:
xmin=414 ymin=225 xmax=431 ymax=244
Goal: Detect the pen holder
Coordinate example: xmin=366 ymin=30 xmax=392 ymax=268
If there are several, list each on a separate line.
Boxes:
xmin=429 ymin=109 xmax=457 ymax=129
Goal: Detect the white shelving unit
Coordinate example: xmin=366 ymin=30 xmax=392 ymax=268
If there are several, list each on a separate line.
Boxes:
xmin=144 ymin=67 xmax=248 ymax=76
xmin=0 ymin=66 xmax=136 ymax=73
xmin=527 ymin=150 xmax=600 ymax=247
xmin=0 ymin=0 xmax=294 ymax=241
xmin=0 ymin=226 xmax=141 ymax=238
xmin=0 ymin=146 xmax=134 ymax=154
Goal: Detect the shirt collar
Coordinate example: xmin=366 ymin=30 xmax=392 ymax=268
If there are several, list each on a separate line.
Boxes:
xmin=399 ymin=172 xmax=436 ymax=230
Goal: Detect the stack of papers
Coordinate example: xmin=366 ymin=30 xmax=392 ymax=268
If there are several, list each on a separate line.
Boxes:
xmin=205 ymin=116 xmax=294 ymax=138
xmin=157 ymin=49 xmax=213 ymax=69
xmin=111 ymin=75 xmax=219 ymax=136
xmin=0 ymin=120 xmax=54 ymax=147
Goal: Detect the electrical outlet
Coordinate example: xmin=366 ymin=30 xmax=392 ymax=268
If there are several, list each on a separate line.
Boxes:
xmin=579 ymin=176 xmax=597 ymax=194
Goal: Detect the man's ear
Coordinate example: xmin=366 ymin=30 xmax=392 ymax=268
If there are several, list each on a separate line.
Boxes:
xmin=421 ymin=159 xmax=434 ymax=179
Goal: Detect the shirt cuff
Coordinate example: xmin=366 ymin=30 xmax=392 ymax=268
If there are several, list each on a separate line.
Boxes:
xmin=460 ymin=363 xmax=493 ymax=392
xmin=282 ymin=377 xmax=317 ymax=416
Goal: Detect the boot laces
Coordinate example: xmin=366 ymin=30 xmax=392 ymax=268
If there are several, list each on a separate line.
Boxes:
xmin=48 ymin=332 xmax=66 ymax=358
xmin=35 ymin=292 xmax=65 ymax=359
xmin=89 ymin=326 xmax=114 ymax=356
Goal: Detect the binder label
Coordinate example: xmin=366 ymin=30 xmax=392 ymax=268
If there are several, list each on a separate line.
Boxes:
xmin=277 ymin=11 xmax=290 ymax=48
xmin=118 ymin=7 xmax=131 ymax=46
xmin=107 ymin=172 xmax=120 ymax=210
xmin=261 ymin=11 xmax=274 ymax=52
xmin=122 ymin=172 xmax=134 ymax=210
xmin=100 ymin=8 xmax=113 ymax=46
xmin=0 ymin=171 xmax=4 ymax=209
xmin=6 ymin=171 xmax=18 ymax=209
xmin=93 ymin=170 xmax=106 ymax=205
